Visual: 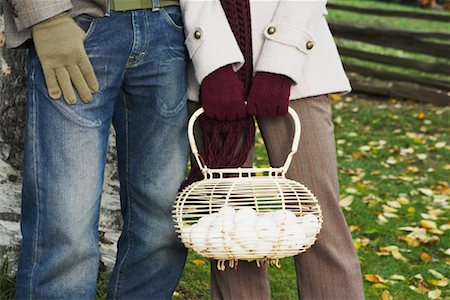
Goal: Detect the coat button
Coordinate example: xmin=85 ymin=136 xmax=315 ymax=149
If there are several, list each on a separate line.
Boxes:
xmin=194 ymin=30 xmax=202 ymax=39
xmin=267 ymin=26 xmax=276 ymax=35
xmin=306 ymin=41 xmax=314 ymax=50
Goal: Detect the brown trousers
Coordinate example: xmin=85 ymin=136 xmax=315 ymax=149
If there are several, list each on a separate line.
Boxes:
xmin=188 ymin=95 xmax=364 ymax=300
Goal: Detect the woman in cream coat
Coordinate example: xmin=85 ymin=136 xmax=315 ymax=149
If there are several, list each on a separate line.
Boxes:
xmin=181 ymin=0 xmax=365 ymax=299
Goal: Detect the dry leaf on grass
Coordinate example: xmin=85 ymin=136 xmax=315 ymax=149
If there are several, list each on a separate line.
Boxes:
xmin=420 ymin=252 xmax=432 ymax=263
xmin=365 ymin=274 xmax=386 ymax=283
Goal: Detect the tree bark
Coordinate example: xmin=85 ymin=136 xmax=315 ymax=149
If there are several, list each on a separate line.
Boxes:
xmin=0 ymin=13 xmax=28 ymax=170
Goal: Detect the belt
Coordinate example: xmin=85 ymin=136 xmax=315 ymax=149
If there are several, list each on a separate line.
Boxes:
xmin=110 ymin=0 xmax=180 ymax=11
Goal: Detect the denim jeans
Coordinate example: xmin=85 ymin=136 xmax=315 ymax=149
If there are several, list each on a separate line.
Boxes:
xmin=16 ymin=6 xmax=188 ymax=299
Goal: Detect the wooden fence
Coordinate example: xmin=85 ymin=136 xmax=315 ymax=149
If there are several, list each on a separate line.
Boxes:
xmin=328 ymin=3 xmax=450 ymax=105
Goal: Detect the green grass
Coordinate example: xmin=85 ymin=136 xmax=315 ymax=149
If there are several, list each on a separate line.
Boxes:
xmin=0 ymin=260 xmax=15 ymax=300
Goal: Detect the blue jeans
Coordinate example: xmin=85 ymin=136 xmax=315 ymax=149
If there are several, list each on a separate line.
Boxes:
xmin=16 ymin=7 xmax=188 ymax=299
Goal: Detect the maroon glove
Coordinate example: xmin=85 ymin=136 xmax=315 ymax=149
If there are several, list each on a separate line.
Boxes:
xmin=246 ymin=72 xmax=293 ymax=117
xmin=200 ymin=65 xmax=247 ymax=121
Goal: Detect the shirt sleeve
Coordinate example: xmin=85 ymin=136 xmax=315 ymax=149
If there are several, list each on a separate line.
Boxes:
xmin=180 ymin=0 xmax=244 ymax=84
xmin=7 ymin=0 xmax=73 ymax=31
xmin=255 ymin=0 xmax=327 ymax=85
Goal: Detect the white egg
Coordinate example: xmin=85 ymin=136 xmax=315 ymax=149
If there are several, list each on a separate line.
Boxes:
xmin=254 ymin=214 xmax=280 ymax=243
xmin=284 ymin=210 xmax=298 ymax=226
xmin=190 ymin=223 xmax=210 ymax=252
xmin=253 ymin=240 xmax=274 ymax=258
xmin=218 ymin=206 xmax=236 ymax=219
xmin=271 ymin=210 xmax=288 ymax=226
xmin=234 ymin=207 xmax=257 ymax=225
xmin=196 ymin=213 xmax=216 ymax=228
xmin=181 ymin=226 xmax=193 ymax=245
xmin=298 ymin=214 xmax=320 ymax=235
xmin=210 ymin=215 xmax=234 ymax=234
xmin=208 ymin=226 xmax=227 ymax=257
xmin=278 ymin=222 xmax=300 ymax=249
xmin=228 ymin=239 xmax=249 ymax=258
xmin=301 ymin=214 xmax=319 ymax=225
xmin=271 ymin=210 xmax=297 ymax=227
xmin=230 ymin=225 xmax=258 ymax=250
xmin=290 ymin=232 xmax=309 ymax=250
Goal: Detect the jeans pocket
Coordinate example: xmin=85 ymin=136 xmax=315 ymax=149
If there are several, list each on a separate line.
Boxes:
xmin=161 ymin=6 xmax=183 ymax=31
xmin=74 ymin=14 xmax=98 ymax=43
xmin=156 ymin=58 xmax=187 ymax=118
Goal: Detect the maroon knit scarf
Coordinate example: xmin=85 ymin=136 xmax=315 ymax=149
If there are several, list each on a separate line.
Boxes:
xmin=182 ymin=0 xmax=255 ymax=188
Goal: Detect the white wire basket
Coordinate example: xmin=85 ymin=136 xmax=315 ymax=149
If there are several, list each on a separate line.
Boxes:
xmin=173 ymin=108 xmax=323 ymax=270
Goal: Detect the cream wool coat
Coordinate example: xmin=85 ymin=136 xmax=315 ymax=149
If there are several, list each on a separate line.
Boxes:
xmin=181 ymin=0 xmax=351 ymax=101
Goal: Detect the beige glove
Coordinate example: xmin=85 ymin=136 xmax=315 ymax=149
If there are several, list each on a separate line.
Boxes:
xmin=32 ymin=13 xmax=99 ymax=104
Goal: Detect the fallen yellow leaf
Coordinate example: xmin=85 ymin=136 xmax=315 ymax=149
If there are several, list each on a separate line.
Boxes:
xmin=429 ymin=228 xmax=444 ymax=235
xmin=352 ymin=152 xmax=363 ymax=159
xmin=427 ymin=209 xmax=443 ymax=217
xmin=371 ymin=283 xmax=388 ymax=289
xmin=418 ymin=188 xmax=434 ymax=197
xmin=429 ymin=269 xmax=444 ymax=279
xmin=420 ymin=252 xmax=432 ymax=263
xmin=398 ymin=236 xmax=420 ymax=247
xmin=390 ymin=274 xmax=406 ymax=281
xmin=380 ymin=290 xmax=393 ymax=300
xmin=360 ymin=236 xmax=371 ymax=246
xmin=349 ymin=225 xmax=360 ymax=232
xmin=191 ymin=259 xmax=206 ymax=265
xmin=339 ymin=195 xmax=354 ymax=207
xmin=420 ymin=220 xmax=438 ymax=230
xmin=421 ymin=213 xmax=438 ymax=221
xmin=416 ymin=281 xmax=431 ymax=293
xmin=440 ymin=186 xmax=450 ymax=194
xmin=383 ymin=205 xmax=398 ymax=213
xmin=330 ymin=94 xmax=342 ymax=102
xmin=415 ymin=274 xmax=424 ymax=280
xmin=387 ymin=201 xmax=401 ymax=208
xmin=428 ymin=289 xmax=441 ymax=299
xmin=377 ymin=214 xmax=389 ymax=224
xmin=383 ymin=212 xmax=399 ymax=219
xmin=392 ymin=249 xmax=408 ymax=262
xmin=407 ymin=207 xmax=416 ymax=214
xmin=436 ymin=278 xmax=448 ymax=287
xmin=365 ymin=274 xmax=386 ymax=283
xmin=427 ymin=279 xmax=439 ymax=286
xmin=380 ymin=245 xmax=399 ymax=252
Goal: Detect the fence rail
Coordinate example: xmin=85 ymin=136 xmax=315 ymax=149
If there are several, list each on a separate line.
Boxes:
xmin=327 ymin=3 xmax=450 ymax=22
xmin=328 ymin=5 xmax=450 ymax=105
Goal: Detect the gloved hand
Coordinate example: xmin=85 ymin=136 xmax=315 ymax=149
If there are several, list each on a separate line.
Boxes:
xmin=32 ymin=13 xmax=99 ymax=104
xmin=200 ymin=65 xmax=247 ymax=121
xmin=247 ymin=72 xmax=292 ymax=117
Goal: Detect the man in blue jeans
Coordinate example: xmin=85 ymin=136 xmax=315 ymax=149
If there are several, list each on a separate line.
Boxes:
xmin=4 ymin=0 xmax=188 ymax=298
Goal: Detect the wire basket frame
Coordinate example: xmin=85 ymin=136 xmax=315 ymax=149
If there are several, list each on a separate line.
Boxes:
xmin=173 ymin=108 xmax=323 ymax=270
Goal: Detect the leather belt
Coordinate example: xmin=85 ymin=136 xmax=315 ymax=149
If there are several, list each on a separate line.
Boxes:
xmin=110 ymin=0 xmax=179 ymax=11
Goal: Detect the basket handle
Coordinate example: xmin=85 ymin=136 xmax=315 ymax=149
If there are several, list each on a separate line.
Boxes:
xmin=188 ymin=107 xmax=302 ymax=174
